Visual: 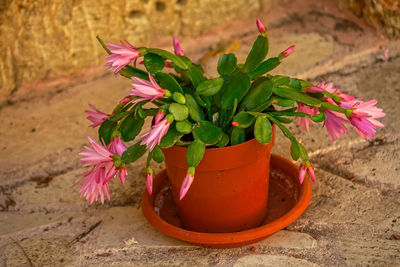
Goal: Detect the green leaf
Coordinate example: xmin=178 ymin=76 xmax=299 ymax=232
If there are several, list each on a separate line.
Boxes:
xmin=196 ymin=78 xmax=224 ymax=97
xmin=233 ymin=111 xmax=255 ymax=128
xmin=273 ymin=87 xmax=321 ymax=107
xmin=217 ymin=53 xmax=237 ymax=76
xmin=254 ymin=116 xmax=272 ymax=145
xmin=242 ymin=79 xmax=273 ymax=111
xmin=321 ymin=102 xmax=347 ymax=114
xmin=155 ymin=72 xmax=184 ymax=94
xmin=221 ymin=71 xmax=251 ymax=109
xmin=169 ymin=103 xmax=189 ymax=121
xmin=216 ymin=133 xmax=229 ymax=147
xmin=152 ymin=146 xmax=165 ymax=163
xmin=109 ymin=111 xmax=129 ymax=122
xmin=185 ymin=94 xmax=205 ymax=122
xmin=244 ymin=36 xmax=269 ymax=73
xmin=121 ymin=142 xmax=147 ymax=164
xmin=298 ymin=142 xmax=308 ymax=161
xmin=159 ymin=125 xmax=182 ymax=148
xmin=99 ymin=120 xmax=117 ymax=145
xmin=289 ymin=78 xmax=302 ymax=91
xmin=119 ymin=65 xmax=149 ymax=80
xmin=193 ymin=121 xmax=223 ymax=145
xmin=144 ymin=53 xmax=164 ymax=74
xmin=275 ymin=96 xmax=294 ymax=107
xmin=272 ymin=75 xmax=290 ymax=86
xmin=186 ymin=140 xmax=205 ymax=167
xmin=176 ymin=120 xmax=193 ymax=134
xmin=290 ymin=140 xmax=300 ymax=161
xmin=120 ymin=115 xmax=145 ymax=142
xmin=230 ymin=127 xmax=246 ymax=146
xmin=147 ymin=48 xmax=188 ymax=70
xmin=272 ymin=116 xmax=293 ymax=123
xmin=250 ymin=57 xmax=280 ymax=79
xmin=310 ymin=112 xmax=326 ymax=122
xmin=187 ymin=63 xmax=206 ymax=87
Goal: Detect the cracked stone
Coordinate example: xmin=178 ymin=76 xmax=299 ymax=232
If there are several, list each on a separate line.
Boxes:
xmin=234 ymin=254 xmax=320 ymax=267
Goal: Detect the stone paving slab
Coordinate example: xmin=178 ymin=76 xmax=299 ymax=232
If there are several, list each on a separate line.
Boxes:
xmin=1 ymin=0 xmax=400 ymax=266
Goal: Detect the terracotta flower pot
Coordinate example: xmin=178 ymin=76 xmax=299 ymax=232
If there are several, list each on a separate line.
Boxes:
xmin=162 ymin=126 xmax=275 ymax=233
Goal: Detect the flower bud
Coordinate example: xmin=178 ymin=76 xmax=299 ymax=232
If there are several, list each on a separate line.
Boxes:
xmin=280 ymin=45 xmax=295 ymax=58
xmin=256 ymin=19 xmax=266 ymax=34
xmin=232 ymin=121 xmax=239 ymax=127
xmin=172 ymin=92 xmax=186 ymax=104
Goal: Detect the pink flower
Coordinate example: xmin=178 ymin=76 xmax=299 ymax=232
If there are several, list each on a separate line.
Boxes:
xmin=281 ymin=45 xmax=295 ymax=57
xmin=140 ymin=115 xmax=172 ymax=151
xmin=119 ymin=96 xmax=131 ymax=104
xmin=108 ymin=136 xmax=127 ymax=157
xmin=85 ymin=104 xmax=109 ymax=128
xmin=173 ymin=36 xmax=184 ymax=56
xmin=306 ymin=81 xmax=334 ymax=93
xmin=179 ymin=167 xmax=195 ymax=200
xmin=347 ymin=99 xmax=385 ymax=140
xmin=146 ymin=168 xmax=153 ymax=195
xmin=128 ymin=73 xmax=166 ymax=104
xmin=256 ymin=19 xmax=266 ymax=33
xmin=106 ymin=40 xmax=140 ymax=74
xmin=323 ymin=110 xmax=349 ymax=141
xmin=154 ymin=110 xmax=165 ymax=124
xmin=76 ymin=136 xmax=127 ymax=204
xmin=299 ymin=164 xmax=315 ymax=184
xmin=296 ymin=103 xmax=318 ymax=132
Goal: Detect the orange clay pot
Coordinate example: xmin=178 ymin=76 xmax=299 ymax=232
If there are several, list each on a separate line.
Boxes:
xmin=162 ymin=126 xmax=275 ymax=233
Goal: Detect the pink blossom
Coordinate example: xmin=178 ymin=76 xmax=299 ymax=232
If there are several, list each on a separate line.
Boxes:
xmin=76 ymin=136 xmax=127 ymax=204
xmin=154 ymin=110 xmax=165 ymax=124
xmin=323 ymin=110 xmax=349 ymax=141
xmin=296 ymin=103 xmax=318 ymax=132
xmin=281 ymin=45 xmax=295 ymax=57
xmin=179 ymin=167 xmax=195 ymax=200
xmin=146 ymin=169 xmax=153 ymax=195
xmin=307 ymin=81 xmax=355 ymax=103
xmin=173 ymin=36 xmax=184 ymax=56
xmin=108 ymin=136 xmax=127 ymax=157
xmin=119 ymin=96 xmax=131 ymax=104
xmin=128 ymin=73 xmax=166 ymax=104
xmin=85 ymin=104 xmax=109 ymax=128
xmin=140 ymin=116 xmax=172 ymax=151
xmin=298 ymin=165 xmax=315 ymax=184
xmin=256 ymin=19 xmax=266 ymax=33
xmin=347 ymin=99 xmax=385 ymax=140
xmin=106 ymin=40 xmax=140 ymax=74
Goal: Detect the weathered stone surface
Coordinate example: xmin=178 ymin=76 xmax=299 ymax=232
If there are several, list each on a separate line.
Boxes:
xmin=339 ymin=0 xmax=400 ymax=38
xmin=0 ymin=0 xmax=262 ymax=100
xmin=257 ymin=230 xmax=317 ymax=249
xmin=234 ymin=254 xmax=320 ymax=267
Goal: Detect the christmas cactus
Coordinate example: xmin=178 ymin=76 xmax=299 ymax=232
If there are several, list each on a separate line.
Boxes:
xmin=77 ymin=19 xmax=385 ymax=204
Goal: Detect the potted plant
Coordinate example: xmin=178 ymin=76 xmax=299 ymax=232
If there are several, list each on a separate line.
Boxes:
xmin=77 ymin=19 xmax=385 ymax=233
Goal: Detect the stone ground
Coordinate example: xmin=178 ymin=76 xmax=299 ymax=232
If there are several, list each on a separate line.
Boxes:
xmin=1 ymin=0 xmax=400 ymax=266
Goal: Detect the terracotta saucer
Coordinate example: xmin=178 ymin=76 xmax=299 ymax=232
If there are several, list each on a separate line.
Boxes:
xmin=141 ymin=154 xmax=312 ymax=248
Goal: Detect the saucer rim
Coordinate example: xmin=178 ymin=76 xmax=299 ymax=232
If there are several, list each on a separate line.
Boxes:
xmin=141 ymin=153 xmax=312 ymax=248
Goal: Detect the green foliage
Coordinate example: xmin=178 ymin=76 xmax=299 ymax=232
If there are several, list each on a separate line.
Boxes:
xmin=185 ymin=94 xmax=205 ymax=122
xmin=120 ymin=115 xmax=144 ymax=142
xmin=155 ymin=72 xmax=184 ymax=94
xmin=233 ymin=111 xmax=255 ymax=128
xmin=217 ymin=54 xmax=237 ymax=76
xmin=176 ymin=120 xmax=193 ymax=134
xmin=244 ymin=36 xmax=269 ymax=73
xmin=99 ymin=120 xmax=117 ymax=145
xmin=242 ymin=79 xmax=273 ymax=111
xmin=122 ymin=142 xmax=147 ymax=164
xmin=196 ymin=78 xmax=224 ymax=97
xmin=230 ymin=127 xmax=246 ymax=145
xmin=193 ymin=121 xmax=223 ymax=145
xmin=250 ymin=57 xmax=280 ymax=79
xmin=186 ymin=139 xmax=206 ymax=167
xmin=169 ymin=103 xmax=189 ymax=121
xmin=144 ymin=53 xmax=164 ymax=74
xmin=152 ymin=146 xmax=165 ymax=163
xmin=221 ymin=71 xmax=251 ymax=110
xmin=254 ymin=116 xmax=272 ymax=145
xmin=159 ymin=125 xmax=182 ymax=148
